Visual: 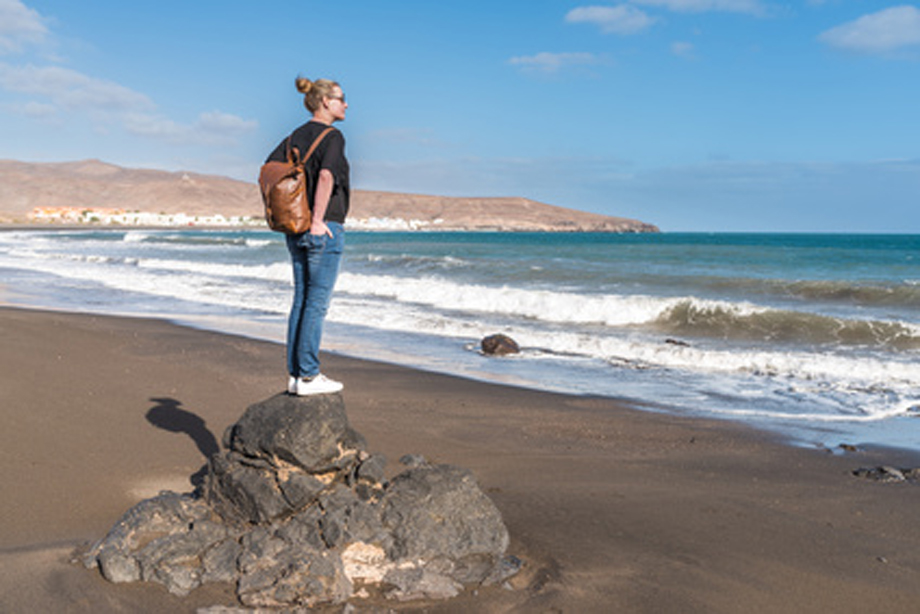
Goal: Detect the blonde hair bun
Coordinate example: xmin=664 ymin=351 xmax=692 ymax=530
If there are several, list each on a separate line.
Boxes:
xmin=295 ymin=76 xmax=314 ymax=95
xmin=295 ymin=75 xmax=340 ymax=113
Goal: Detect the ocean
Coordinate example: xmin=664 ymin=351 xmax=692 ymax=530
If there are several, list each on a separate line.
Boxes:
xmin=1 ymin=228 xmax=918 ymax=452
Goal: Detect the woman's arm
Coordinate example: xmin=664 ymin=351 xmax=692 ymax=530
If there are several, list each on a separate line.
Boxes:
xmin=310 ymin=168 xmax=335 ymax=236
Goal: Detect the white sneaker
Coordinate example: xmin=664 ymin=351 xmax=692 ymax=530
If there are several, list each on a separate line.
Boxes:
xmin=292 ymin=374 xmax=343 ymax=396
xmin=287 ymin=375 xmax=298 ymax=394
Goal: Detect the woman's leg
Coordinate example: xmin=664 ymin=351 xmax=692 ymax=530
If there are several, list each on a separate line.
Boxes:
xmin=285 ymin=233 xmax=309 ymax=378
xmin=293 ymin=222 xmax=344 ymax=378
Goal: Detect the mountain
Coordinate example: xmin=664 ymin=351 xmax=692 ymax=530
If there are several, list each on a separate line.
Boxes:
xmin=0 ymin=159 xmax=658 ymax=232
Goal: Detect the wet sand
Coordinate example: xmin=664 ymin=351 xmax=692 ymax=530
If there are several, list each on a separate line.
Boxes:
xmin=2 ymin=306 xmax=920 ymax=613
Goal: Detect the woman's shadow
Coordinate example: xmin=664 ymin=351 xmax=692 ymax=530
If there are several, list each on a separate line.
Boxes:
xmin=146 ymin=397 xmax=220 ymax=489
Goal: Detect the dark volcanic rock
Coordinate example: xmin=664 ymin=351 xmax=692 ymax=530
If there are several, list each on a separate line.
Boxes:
xmin=236 ymin=527 xmax=351 ymax=608
xmin=83 ymin=392 xmax=517 ymax=608
xmin=222 ymin=393 xmax=366 ymax=473
xmin=481 ymin=333 xmax=520 ymax=356
xmin=206 ymin=453 xmax=297 ymax=525
xmin=852 ymin=465 xmax=920 ymax=483
xmin=86 ymin=491 xmax=234 ymax=596
xmin=380 ymin=463 xmax=511 ymax=599
xmin=383 ymin=464 xmax=509 ymax=563
xmin=206 ymin=393 xmax=367 ymax=525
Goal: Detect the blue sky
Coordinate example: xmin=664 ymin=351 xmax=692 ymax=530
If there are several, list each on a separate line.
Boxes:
xmin=1 ymin=0 xmax=918 ymax=232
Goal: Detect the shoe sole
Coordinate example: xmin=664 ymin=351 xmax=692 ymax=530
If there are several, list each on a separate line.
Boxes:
xmin=292 ymin=386 xmax=342 ymax=396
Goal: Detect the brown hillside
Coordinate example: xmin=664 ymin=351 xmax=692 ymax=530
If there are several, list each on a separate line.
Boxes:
xmin=0 ymin=159 xmax=658 ymax=232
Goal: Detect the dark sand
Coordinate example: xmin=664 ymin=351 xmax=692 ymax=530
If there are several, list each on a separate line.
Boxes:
xmin=3 ymin=306 xmax=920 ymax=613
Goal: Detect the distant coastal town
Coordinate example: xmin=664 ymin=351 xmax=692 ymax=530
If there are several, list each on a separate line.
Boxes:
xmin=28 ymin=206 xmax=257 ymax=227
xmin=27 ymin=206 xmax=445 ymax=231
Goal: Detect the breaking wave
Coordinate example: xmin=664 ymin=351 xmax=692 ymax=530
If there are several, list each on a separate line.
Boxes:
xmin=655 ymin=299 xmax=920 ymax=350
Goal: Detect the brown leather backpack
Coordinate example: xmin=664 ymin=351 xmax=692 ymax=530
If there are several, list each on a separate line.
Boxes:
xmin=258 ymin=127 xmax=333 ymax=234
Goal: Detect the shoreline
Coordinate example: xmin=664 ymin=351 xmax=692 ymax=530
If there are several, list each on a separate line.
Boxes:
xmin=1 ymin=227 xmax=918 ymax=457
xmin=6 ymin=223 xmax=919 ymax=235
xmin=0 ymin=223 xmax=659 ymax=234
xmin=3 ymin=305 xmax=920 ymax=612
xmin=5 ymin=285 xmax=915 ymax=457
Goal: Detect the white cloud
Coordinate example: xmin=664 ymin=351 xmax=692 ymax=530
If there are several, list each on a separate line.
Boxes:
xmin=671 ymin=41 xmax=696 ymax=57
xmin=565 ymin=5 xmax=656 ymax=35
xmin=0 ymin=2 xmax=257 ymax=152
xmin=564 ymin=1 xmax=768 ymax=36
xmin=631 ymin=0 xmax=768 ymax=15
xmin=196 ymin=110 xmax=258 ymax=134
xmin=0 ymin=0 xmax=48 ymax=54
xmin=0 ymin=63 xmax=154 ymax=112
xmin=0 ymin=62 xmax=257 ymax=145
xmin=819 ymin=5 xmax=920 ymax=53
xmin=509 ymin=51 xmax=604 ymax=73
xmin=0 ymin=64 xmax=153 ymax=113
xmin=123 ymin=110 xmax=257 ymax=145
xmin=2 ymin=99 xmax=56 ymax=118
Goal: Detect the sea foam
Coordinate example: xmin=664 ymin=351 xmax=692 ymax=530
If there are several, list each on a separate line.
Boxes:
xmin=3 ymin=228 xmax=919 ymax=450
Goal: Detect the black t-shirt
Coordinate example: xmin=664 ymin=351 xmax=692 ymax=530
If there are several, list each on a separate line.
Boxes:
xmin=266 ymin=120 xmax=350 ymax=223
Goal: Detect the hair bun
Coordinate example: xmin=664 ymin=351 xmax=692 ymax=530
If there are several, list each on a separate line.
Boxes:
xmin=295 ymin=76 xmax=313 ymax=95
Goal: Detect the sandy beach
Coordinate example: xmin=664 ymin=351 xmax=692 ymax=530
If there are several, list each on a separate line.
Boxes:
xmin=2 ymin=305 xmax=920 ymax=613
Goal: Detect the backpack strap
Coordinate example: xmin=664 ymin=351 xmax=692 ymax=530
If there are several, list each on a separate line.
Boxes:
xmin=283 ymin=135 xmax=296 ymax=163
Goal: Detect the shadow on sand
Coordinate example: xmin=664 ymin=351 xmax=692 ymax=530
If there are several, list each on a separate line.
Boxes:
xmin=146 ymin=397 xmax=220 ymax=488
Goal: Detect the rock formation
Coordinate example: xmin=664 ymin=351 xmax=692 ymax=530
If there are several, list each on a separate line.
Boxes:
xmin=852 ymin=465 xmax=920 ymax=483
xmin=481 ymin=333 xmax=521 ymax=356
xmin=82 ymin=393 xmax=518 ymax=608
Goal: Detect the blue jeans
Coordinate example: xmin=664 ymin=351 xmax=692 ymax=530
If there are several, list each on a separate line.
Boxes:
xmin=285 ymin=222 xmax=344 ymax=379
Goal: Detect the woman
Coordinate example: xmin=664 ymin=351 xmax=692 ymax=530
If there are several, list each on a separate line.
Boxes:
xmin=266 ymin=76 xmax=350 ymax=395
